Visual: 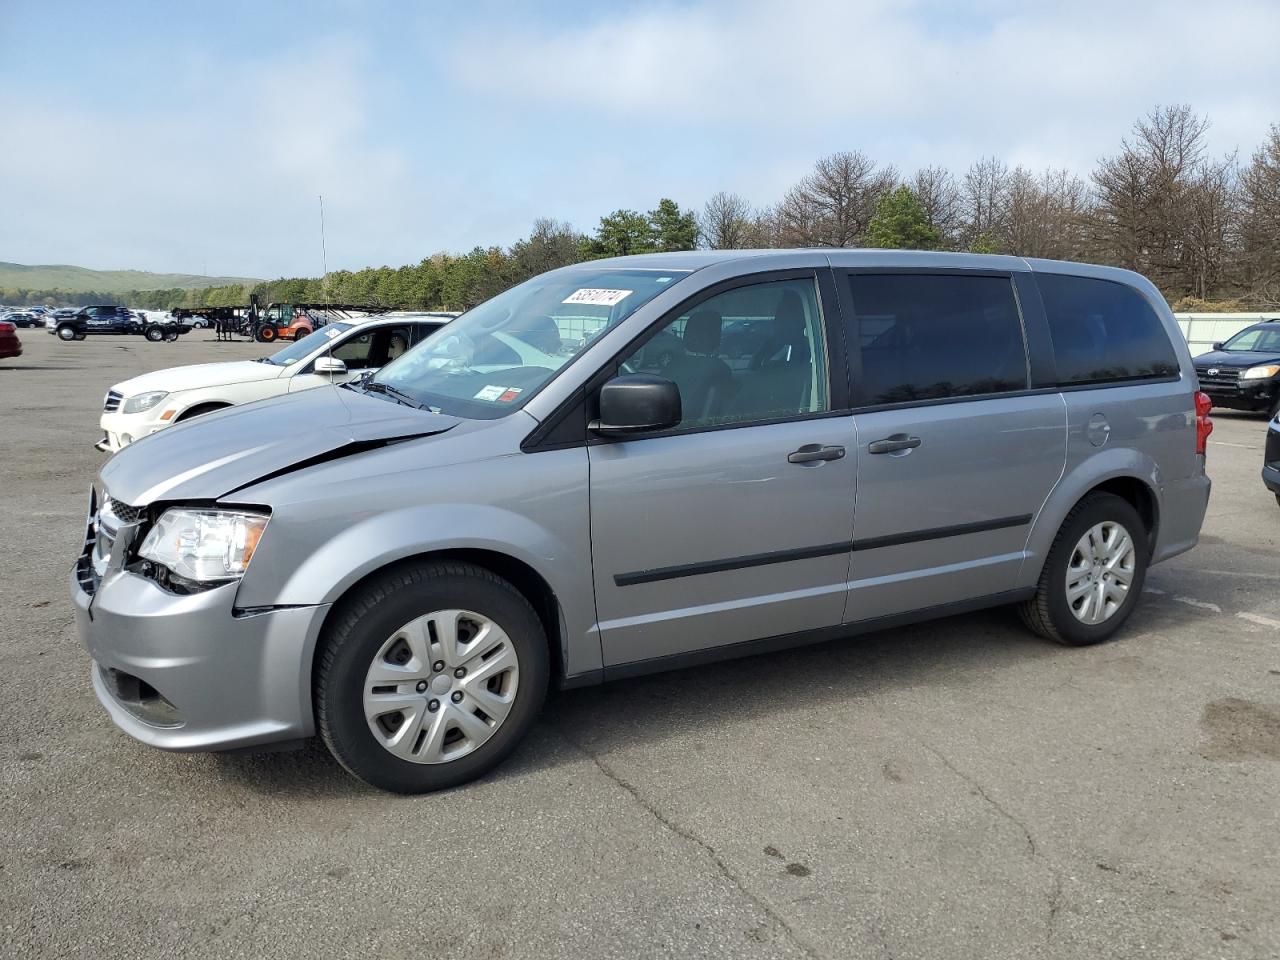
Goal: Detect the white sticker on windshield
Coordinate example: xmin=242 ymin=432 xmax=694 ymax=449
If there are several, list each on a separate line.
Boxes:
xmin=474 ymin=385 xmax=507 ymax=401
xmin=562 ymin=288 xmax=632 ymax=306
xmin=324 ymin=327 xmax=342 ymax=338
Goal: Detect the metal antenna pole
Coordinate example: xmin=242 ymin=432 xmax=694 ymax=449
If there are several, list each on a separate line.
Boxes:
xmin=319 ymin=195 xmax=329 ymax=295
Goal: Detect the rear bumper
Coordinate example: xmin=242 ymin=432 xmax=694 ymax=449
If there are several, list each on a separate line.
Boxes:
xmin=71 ymin=565 xmax=330 ymax=751
xmin=1264 ymin=464 xmax=1280 ymax=495
xmin=1152 ymin=473 xmax=1212 ymax=565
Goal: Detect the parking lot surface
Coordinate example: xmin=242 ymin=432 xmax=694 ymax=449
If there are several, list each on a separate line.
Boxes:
xmin=2 ymin=333 xmax=1278 ymax=959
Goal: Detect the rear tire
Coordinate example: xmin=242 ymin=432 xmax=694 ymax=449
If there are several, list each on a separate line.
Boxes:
xmin=293 ymin=329 xmax=309 ymax=341
xmin=315 ymin=561 xmax=549 ymax=793
xmin=1019 ymin=493 xmax=1149 ymax=646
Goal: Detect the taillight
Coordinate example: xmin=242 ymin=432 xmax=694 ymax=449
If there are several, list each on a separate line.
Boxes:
xmin=1195 ymin=391 xmax=1213 ymax=455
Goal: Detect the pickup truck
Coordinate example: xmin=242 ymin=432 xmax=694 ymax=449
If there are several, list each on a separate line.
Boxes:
xmin=51 ymin=306 xmax=192 ymax=343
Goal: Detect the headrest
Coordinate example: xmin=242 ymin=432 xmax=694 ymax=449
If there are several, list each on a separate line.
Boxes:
xmin=684 ymin=309 xmax=723 ymax=354
xmin=774 ymin=290 xmax=807 ymax=342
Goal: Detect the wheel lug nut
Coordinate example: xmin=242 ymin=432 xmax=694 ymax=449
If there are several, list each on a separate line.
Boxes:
xmin=428 ymin=699 xmax=440 ymax=712
xmin=415 ymin=680 xmax=428 ymax=693
xmin=454 ymin=667 xmax=466 ymax=679
xmin=451 ymin=691 xmax=463 ymax=704
xmin=432 ymin=660 xmax=445 ymax=672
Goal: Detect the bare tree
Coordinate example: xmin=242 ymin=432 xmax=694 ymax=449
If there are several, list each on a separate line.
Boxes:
xmin=699 ymin=191 xmax=753 ymax=249
xmin=1240 ymin=125 xmax=1280 ymax=302
xmin=775 ymin=151 xmax=897 ymax=247
xmin=1000 ymin=167 xmax=1090 ymax=260
xmin=912 ymin=165 xmax=962 ymax=248
xmin=1090 ymin=104 xmax=1231 ymax=297
xmin=962 ymin=156 xmax=1010 ymax=247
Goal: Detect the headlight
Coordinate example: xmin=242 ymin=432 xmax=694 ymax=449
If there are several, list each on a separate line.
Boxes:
xmin=1241 ymin=364 xmax=1280 ymax=380
xmin=138 ymin=508 xmax=269 ymax=584
xmin=122 ymin=390 xmax=169 ymax=413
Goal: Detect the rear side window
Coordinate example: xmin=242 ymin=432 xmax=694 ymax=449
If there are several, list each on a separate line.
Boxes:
xmin=1037 ymin=274 xmax=1179 ymax=385
xmin=847 ymin=274 xmax=1028 ymax=406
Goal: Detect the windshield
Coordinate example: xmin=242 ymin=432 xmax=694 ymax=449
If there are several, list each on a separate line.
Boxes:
xmin=1220 ymin=324 xmax=1280 ymax=353
xmin=262 ymin=322 xmax=353 ymax=365
xmin=370 ymin=267 xmax=690 ymax=417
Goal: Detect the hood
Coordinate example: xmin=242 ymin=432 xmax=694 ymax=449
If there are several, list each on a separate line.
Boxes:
xmin=112 ymin=360 xmax=285 ymax=396
xmin=1194 ymin=349 xmax=1280 ymax=368
xmin=100 ymin=386 xmax=459 ymax=506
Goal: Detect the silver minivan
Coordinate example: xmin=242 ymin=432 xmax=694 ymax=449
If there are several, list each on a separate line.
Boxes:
xmin=71 ymin=251 xmax=1213 ymax=792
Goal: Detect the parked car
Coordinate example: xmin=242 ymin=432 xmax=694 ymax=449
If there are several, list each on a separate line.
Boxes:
xmin=72 ymin=250 xmax=1212 ymax=793
xmin=1 ymin=311 xmax=43 ymax=328
xmin=0 ymin=320 xmax=21 ymax=359
xmin=1192 ymin=320 xmax=1280 ymax=417
xmin=95 ymin=313 xmax=448 ymax=452
xmin=1264 ymin=412 xmax=1280 ymax=507
xmin=52 ymin=305 xmax=190 ymax=343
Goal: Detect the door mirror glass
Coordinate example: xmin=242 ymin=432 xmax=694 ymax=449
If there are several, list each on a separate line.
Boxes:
xmin=592 ymin=374 xmax=682 ymax=436
xmin=313 ymin=356 xmax=348 ymax=375
xmin=1212 ymin=341 xmax=1224 ymax=351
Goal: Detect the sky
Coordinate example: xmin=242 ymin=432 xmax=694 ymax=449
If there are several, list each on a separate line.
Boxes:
xmin=2 ymin=0 xmax=1278 ymax=279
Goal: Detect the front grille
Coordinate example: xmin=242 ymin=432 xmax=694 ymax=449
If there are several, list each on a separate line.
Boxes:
xmin=104 ymin=390 xmax=123 ymax=412
xmin=1196 ymin=367 xmax=1241 ymax=395
xmin=104 ymin=497 xmax=145 ymax=524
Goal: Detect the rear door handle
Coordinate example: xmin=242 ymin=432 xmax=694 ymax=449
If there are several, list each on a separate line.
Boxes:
xmin=787 ymin=444 xmax=846 ymax=464
xmin=868 ymin=434 xmax=921 ymax=455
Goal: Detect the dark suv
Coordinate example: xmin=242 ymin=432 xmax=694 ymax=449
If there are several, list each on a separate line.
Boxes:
xmin=1193 ymin=320 xmax=1280 ymax=417
xmin=53 ymin=306 xmax=189 ymax=343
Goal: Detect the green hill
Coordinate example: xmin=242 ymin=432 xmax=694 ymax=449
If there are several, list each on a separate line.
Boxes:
xmin=0 ymin=262 xmax=260 ymax=293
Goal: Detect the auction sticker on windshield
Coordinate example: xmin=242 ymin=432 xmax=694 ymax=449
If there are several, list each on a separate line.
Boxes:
xmin=473 ymin=385 xmax=524 ymax=402
xmin=562 ymin=288 xmax=632 ymax=306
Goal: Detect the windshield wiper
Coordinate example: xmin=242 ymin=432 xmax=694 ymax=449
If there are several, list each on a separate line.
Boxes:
xmin=361 ymin=381 xmax=423 ymax=408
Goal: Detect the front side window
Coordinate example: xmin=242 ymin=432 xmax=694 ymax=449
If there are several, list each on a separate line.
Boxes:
xmin=331 ymin=325 xmax=412 ymax=370
xmin=848 ymin=274 xmax=1028 ymax=405
xmin=1038 ymin=274 xmax=1179 ymax=385
xmin=1220 ymin=325 xmax=1280 ymax=353
xmin=621 ymin=277 xmax=830 ymax=430
xmin=372 ymin=268 xmax=690 ymax=418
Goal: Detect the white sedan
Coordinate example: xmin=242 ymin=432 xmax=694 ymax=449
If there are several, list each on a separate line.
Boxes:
xmin=97 ymin=313 xmax=448 ymax=452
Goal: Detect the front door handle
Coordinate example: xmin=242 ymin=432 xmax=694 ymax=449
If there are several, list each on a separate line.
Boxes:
xmin=868 ymin=434 xmax=922 ymax=455
xmin=787 ymin=444 xmax=845 ymax=464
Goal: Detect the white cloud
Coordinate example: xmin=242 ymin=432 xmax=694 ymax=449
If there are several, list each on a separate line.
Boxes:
xmin=450 ymin=0 xmax=1280 ymax=181
xmin=0 ymin=44 xmax=433 ymax=277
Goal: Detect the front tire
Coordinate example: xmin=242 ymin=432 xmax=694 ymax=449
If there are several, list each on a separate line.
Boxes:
xmin=56 ymin=325 xmax=77 ymax=341
xmin=258 ymin=326 xmax=277 ymax=342
xmin=1019 ymin=493 xmax=1149 ymax=646
xmin=145 ymin=326 xmax=164 ymax=342
xmin=315 ymin=561 xmax=549 ymax=793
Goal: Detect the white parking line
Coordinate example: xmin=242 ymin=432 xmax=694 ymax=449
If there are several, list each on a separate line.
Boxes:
xmin=1174 ymin=596 xmax=1223 ymax=613
xmin=1208 ymin=440 xmax=1259 ymax=450
xmin=1236 ymin=612 xmax=1280 ymax=630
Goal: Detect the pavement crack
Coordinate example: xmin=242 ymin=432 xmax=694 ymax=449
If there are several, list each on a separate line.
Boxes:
xmin=918 ymin=741 xmax=1037 ymax=858
xmin=916 ymin=740 xmax=1065 ymax=943
xmin=556 ymin=726 xmax=824 ymax=960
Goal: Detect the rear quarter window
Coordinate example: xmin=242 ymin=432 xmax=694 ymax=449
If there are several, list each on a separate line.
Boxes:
xmin=1037 ymin=274 xmax=1179 ymax=385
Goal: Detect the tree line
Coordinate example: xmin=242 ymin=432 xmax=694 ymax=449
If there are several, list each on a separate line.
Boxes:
xmin=5 ymin=105 xmax=1277 ymax=314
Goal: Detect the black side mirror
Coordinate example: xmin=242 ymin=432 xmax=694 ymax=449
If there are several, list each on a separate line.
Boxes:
xmin=1211 ymin=342 xmax=1224 ymax=351
xmin=591 ymin=374 xmax=682 ymax=436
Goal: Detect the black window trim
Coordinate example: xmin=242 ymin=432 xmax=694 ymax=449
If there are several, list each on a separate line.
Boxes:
xmin=838 ymin=267 xmax=1035 ymax=413
xmin=523 ymin=267 xmax=850 ymax=452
